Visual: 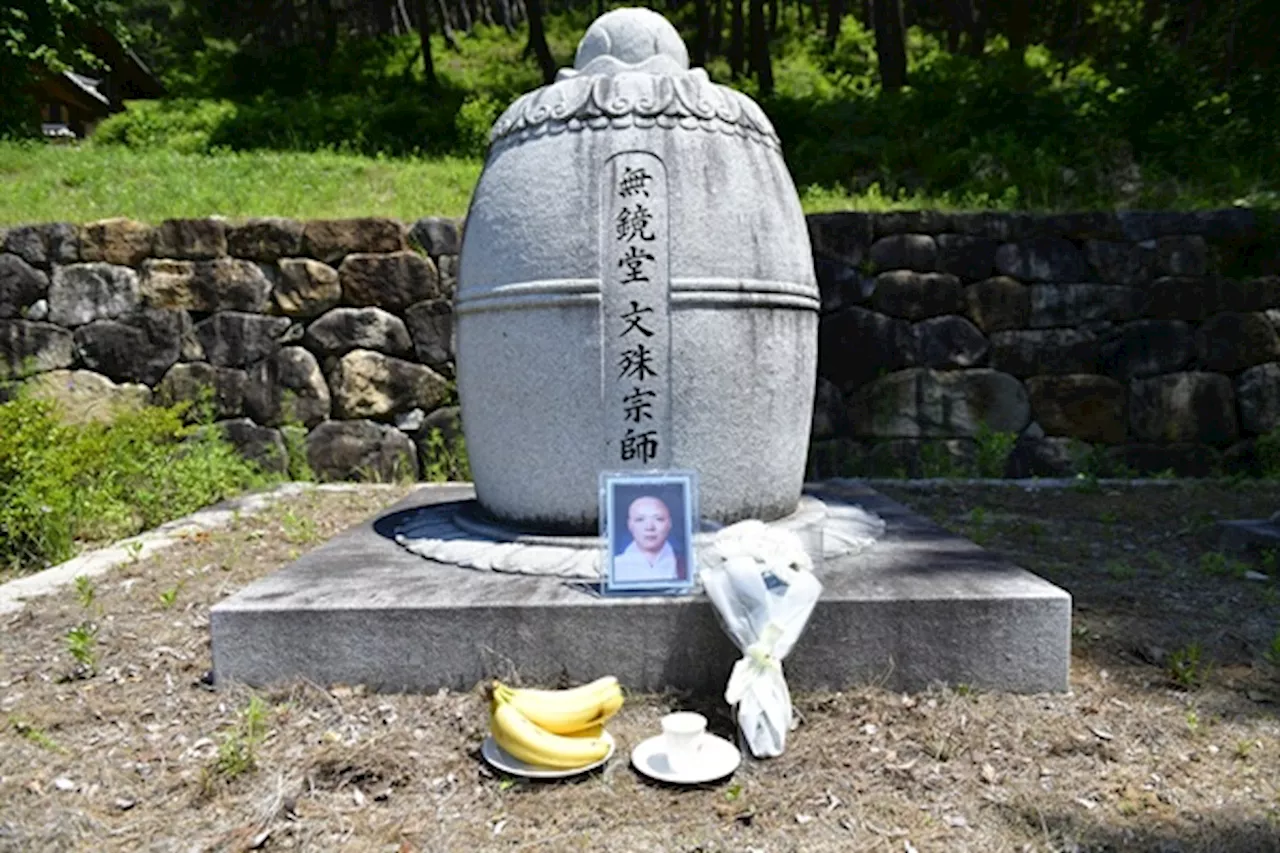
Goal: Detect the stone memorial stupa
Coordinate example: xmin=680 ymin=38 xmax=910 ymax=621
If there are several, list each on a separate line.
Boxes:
xmin=389 ymin=7 xmax=885 ymax=575
xmin=210 ymin=9 xmax=1071 ymax=696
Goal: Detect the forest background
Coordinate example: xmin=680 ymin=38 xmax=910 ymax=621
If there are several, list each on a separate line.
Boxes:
xmin=1 ymin=0 xmax=1277 ymax=218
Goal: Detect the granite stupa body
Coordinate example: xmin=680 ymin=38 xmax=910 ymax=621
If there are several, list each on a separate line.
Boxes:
xmin=456 ymin=8 xmax=819 ymax=532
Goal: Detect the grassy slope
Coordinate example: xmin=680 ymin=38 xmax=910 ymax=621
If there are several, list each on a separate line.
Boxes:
xmin=0 ymin=141 xmax=999 ymax=225
xmin=0 ymin=143 xmax=483 ymax=224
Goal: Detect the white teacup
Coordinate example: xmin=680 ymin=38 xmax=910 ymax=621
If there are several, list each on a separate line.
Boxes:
xmin=661 ymin=711 xmax=707 ymax=776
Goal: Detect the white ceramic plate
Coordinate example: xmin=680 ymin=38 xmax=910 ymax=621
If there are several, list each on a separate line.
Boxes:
xmin=481 ymin=731 xmax=615 ymax=779
xmin=630 ymin=733 xmax=742 ymax=785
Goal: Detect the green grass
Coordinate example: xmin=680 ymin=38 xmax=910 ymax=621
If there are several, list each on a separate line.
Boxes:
xmin=0 ymin=139 xmax=1014 ymax=225
xmin=0 ymin=142 xmax=482 ymax=224
xmin=0 ymin=392 xmax=273 ymax=576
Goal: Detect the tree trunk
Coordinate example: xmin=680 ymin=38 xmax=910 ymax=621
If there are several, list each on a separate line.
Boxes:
xmin=768 ymin=0 xmax=778 ymax=38
xmin=796 ymin=0 xmax=805 ymax=29
xmin=436 ymin=0 xmax=461 ymax=49
xmin=1065 ymin=0 xmax=1084 ymax=64
xmin=374 ymin=0 xmax=395 ymax=35
xmin=729 ymin=0 xmax=745 ymax=77
xmin=455 ymin=0 xmax=473 ymax=32
xmin=826 ymin=0 xmax=842 ymax=46
xmin=1142 ymin=0 xmax=1162 ymax=29
xmin=749 ymin=0 xmax=773 ymax=93
xmin=1007 ymin=0 xmax=1029 ymax=56
xmin=694 ymin=0 xmax=711 ymax=66
xmin=525 ymin=0 xmax=558 ymax=84
xmin=965 ymin=0 xmax=985 ymax=56
xmin=1181 ymin=0 xmax=1202 ymax=49
xmin=1224 ymin=0 xmax=1241 ymax=84
xmin=872 ymin=0 xmax=906 ymax=91
xmin=316 ymin=0 xmax=337 ymax=70
xmin=946 ymin=0 xmax=964 ymax=52
xmin=497 ymin=0 xmax=514 ymax=32
xmin=413 ymin=0 xmax=438 ymax=87
xmin=811 ymin=0 xmax=822 ymax=33
xmin=711 ymin=0 xmax=724 ymax=52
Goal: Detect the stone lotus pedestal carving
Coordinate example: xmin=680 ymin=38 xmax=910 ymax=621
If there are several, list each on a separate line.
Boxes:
xmin=456 ymin=7 xmax=819 ymax=533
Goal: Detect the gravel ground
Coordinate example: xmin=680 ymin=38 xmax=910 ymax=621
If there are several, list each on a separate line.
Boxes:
xmin=1 ymin=481 xmax=1278 ymax=852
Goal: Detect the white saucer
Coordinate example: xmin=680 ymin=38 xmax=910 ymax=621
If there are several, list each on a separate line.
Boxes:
xmin=631 ymin=733 xmax=741 ymax=785
xmin=481 ymin=732 xmax=615 ymax=779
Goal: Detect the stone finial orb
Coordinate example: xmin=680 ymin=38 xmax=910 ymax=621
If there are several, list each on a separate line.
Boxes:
xmin=573 ymin=7 xmax=690 ymax=74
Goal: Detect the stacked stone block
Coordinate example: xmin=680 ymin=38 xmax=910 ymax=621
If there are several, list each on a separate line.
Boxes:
xmin=4 ymin=209 xmax=1277 ymax=480
xmin=0 ymin=216 xmax=461 ymax=481
xmin=808 ymin=208 xmax=1279 ymax=478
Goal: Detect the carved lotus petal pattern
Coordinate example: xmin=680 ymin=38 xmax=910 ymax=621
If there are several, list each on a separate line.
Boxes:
xmin=489 ymin=68 xmax=780 ymax=150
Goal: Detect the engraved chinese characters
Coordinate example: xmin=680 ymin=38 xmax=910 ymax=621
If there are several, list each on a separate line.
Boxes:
xmin=605 ymin=155 xmax=670 ymax=468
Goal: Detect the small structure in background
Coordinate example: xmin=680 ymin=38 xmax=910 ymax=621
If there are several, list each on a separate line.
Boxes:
xmin=30 ymin=25 xmax=165 ymax=140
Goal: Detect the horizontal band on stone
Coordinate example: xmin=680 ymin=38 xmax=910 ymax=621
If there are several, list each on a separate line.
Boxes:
xmin=671 ymin=277 xmax=820 ymax=301
xmin=456 ymin=278 xmax=601 ymax=315
xmin=669 ymin=291 xmax=820 ymax=311
xmin=457 ymin=277 xmax=820 ymax=315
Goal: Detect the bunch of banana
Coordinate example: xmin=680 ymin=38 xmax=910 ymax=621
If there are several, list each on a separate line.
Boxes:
xmin=489 ymin=676 xmax=624 ymax=770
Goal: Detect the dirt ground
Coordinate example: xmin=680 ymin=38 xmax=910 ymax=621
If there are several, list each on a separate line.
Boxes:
xmin=1 ymin=481 xmax=1279 ymax=853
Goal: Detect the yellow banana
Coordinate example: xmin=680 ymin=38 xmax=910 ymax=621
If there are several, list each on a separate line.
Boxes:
xmin=488 ymin=676 xmax=624 ymax=732
xmin=492 ymin=677 xmax=624 ymax=734
xmin=490 ymin=700 xmax=610 ymax=769
xmin=493 ymin=676 xmax=618 ymax=705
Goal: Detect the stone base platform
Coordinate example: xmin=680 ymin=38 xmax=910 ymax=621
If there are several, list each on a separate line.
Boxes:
xmin=1218 ymin=517 xmax=1280 ymax=554
xmin=210 ymin=482 xmax=1072 ymax=694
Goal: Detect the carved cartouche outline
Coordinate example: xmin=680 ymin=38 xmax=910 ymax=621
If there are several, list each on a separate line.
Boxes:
xmin=488 ymin=67 xmax=781 ymax=151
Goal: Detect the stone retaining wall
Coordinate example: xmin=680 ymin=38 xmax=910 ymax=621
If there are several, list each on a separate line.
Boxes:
xmin=808 ymin=208 xmax=1280 ymax=477
xmin=2 ymin=210 xmax=1277 ymax=480
xmin=0 ymin=216 xmax=462 ymax=481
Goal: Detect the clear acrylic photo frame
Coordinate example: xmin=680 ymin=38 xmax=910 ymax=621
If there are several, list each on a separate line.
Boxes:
xmin=599 ymin=470 xmax=698 ymax=595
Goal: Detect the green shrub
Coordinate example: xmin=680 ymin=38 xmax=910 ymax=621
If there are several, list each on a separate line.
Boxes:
xmin=0 ymin=393 xmax=270 ymax=575
xmin=1257 ymin=426 xmax=1280 ymax=479
xmin=455 ymin=95 xmax=504 ymax=158
xmin=973 ymin=425 xmax=1018 ymax=479
xmin=420 ymin=427 xmax=471 ymax=483
xmin=94 ymin=98 xmax=238 ymax=154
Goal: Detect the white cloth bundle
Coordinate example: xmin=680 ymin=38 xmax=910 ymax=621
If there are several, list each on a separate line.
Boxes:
xmin=701 ymin=520 xmax=823 ymax=758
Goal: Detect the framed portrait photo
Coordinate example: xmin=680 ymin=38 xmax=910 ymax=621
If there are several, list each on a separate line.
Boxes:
xmin=600 ymin=471 xmax=698 ymax=594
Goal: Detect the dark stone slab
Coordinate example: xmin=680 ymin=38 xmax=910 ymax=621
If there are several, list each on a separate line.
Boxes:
xmin=1217 ymin=519 xmax=1280 ymax=554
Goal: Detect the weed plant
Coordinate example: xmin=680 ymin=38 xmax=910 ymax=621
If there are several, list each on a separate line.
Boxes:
xmin=1257 ymin=426 xmax=1280 ymax=479
xmin=0 ymin=393 xmax=270 ymax=576
xmin=1262 ymin=631 xmax=1280 ymax=669
xmin=208 ymin=695 xmax=270 ymax=787
xmin=420 ymin=426 xmax=472 ymax=483
xmin=1168 ymin=643 xmax=1209 ymax=690
xmin=73 ymin=575 xmax=95 ymax=610
xmin=10 ymin=718 xmax=63 ymax=752
xmin=64 ymin=622 xmax=98 ymax=675
xmin=1198 ymin=551 xmax=1249 ymax=579
xmin=973 ymin=426 xmax=1017 ymax=478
